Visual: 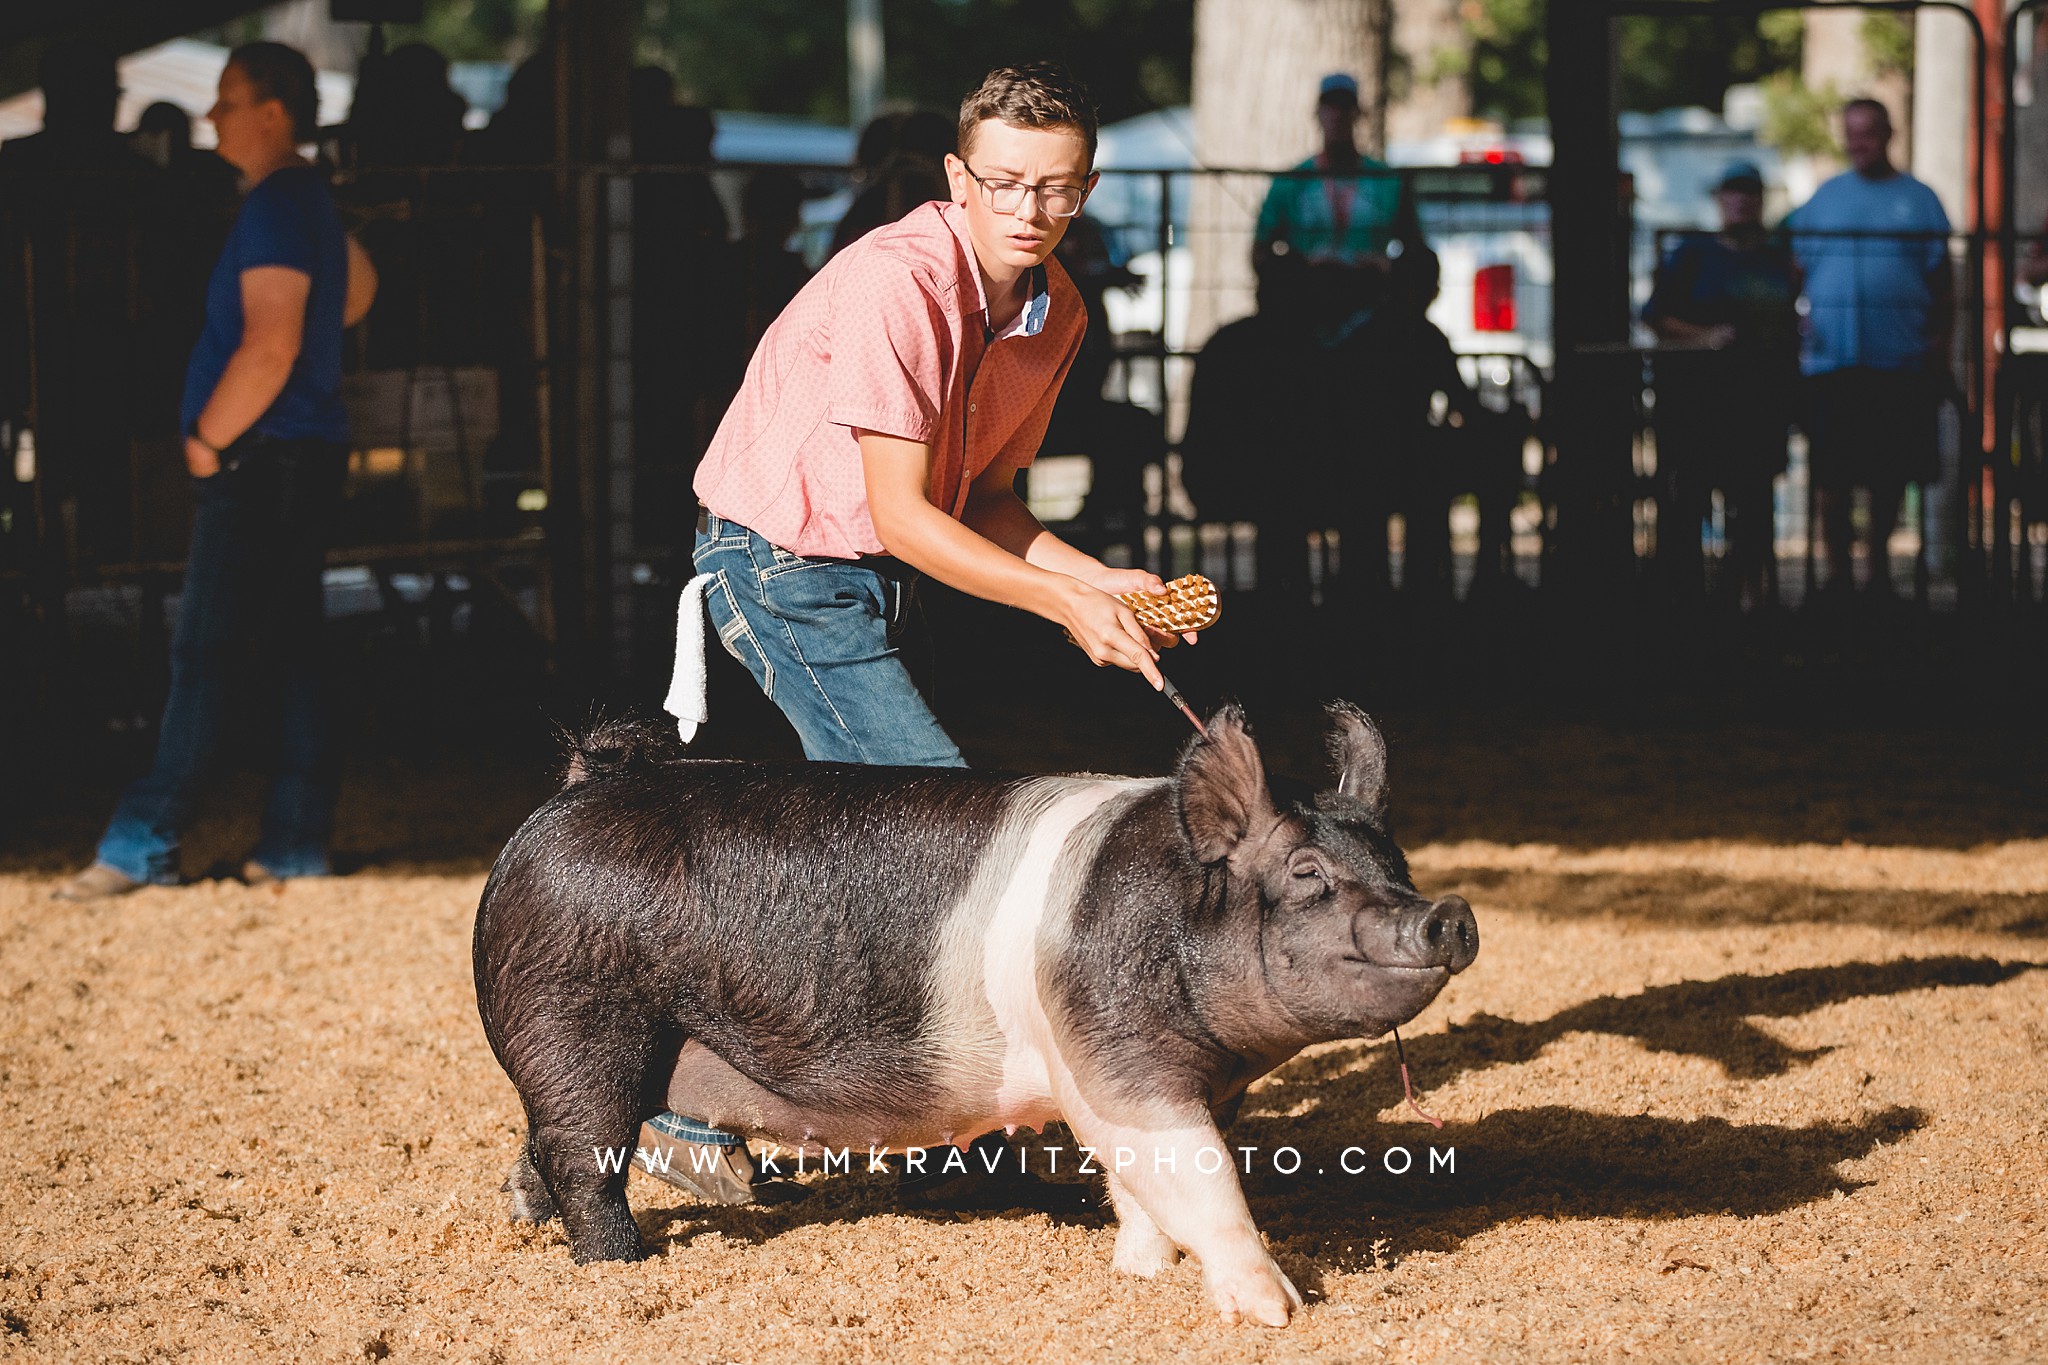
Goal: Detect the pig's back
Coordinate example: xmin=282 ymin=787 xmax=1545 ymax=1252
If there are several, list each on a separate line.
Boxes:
xmin=478 ymin=757 xmax=1159 ymax=1124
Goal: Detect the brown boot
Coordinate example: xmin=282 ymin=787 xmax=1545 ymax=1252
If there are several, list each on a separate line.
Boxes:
xmin=633 ymin=1115 xmax=808 ymax=1206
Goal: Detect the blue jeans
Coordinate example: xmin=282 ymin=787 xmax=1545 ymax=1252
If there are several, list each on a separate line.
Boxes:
xmin=692 ymin=514 xmax=964 ymax=767
xmin=97 ymin=439 xmax=348 ymax=883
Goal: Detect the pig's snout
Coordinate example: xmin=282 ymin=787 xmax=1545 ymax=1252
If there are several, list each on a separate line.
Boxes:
xmin=1406 ymin=895 xmax=1478 ymax=974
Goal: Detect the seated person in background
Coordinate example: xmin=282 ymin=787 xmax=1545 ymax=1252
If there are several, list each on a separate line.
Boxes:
xmin=0 ymin=40 xmax=168 ymax=562
xmin=1344 ymin=246 xmax=1480 ymax=603
xmin=729 ymin=170 xmax=813 ymax=359
xmin=345 ymin=42 xmax=467 ymax=169
xmin=1645 ymin=160 xmax=1800 ymax=612
xmin=1043 ymin=214 xmax=1160 ymax=545
xmin=830 ymin=109 xmax=955 ymax=257
xmin=1179 ymin=249 xmax=1331 ymax=613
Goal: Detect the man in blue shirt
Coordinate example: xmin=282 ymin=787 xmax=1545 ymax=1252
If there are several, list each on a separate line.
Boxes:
xmin=1788 ymin=98 xmax=1953 ymax=598
xmin=59 ymin=43 xmax=376 ymax=900
xmin=1253 ymin=74 xmax=1403 ymax=269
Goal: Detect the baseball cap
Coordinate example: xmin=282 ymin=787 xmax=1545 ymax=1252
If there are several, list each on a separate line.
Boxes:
xmin=1715 ymin=159 xmax=1764 ymax=193
xmin=1318 ymin=72 xmax=1359 ymax=103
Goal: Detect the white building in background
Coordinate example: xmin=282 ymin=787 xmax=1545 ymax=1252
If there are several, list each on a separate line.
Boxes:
xmin=0 ymin=38 xmax=353 ymax=147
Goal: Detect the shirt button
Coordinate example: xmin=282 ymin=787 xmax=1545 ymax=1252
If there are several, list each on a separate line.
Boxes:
xmin=968 ymin=403 xmax=977 ymax=413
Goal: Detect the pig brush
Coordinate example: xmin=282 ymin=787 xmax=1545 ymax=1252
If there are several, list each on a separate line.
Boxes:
xmin=1130 ymin=575 xmax=1443 ymax=1130
xmin=1107 ymin=573 xmax=1219 ymax=735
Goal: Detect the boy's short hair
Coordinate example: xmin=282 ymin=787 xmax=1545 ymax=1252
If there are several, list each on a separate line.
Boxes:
xmin=958 ymin=63 xmax=1098 ymax=166
xmin=229 ymin=41 xmax=319 ymax=143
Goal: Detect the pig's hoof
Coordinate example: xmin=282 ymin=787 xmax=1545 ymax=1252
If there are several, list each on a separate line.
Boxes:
xmin=1207 ymin=1257 xmax=1303 ymax=1327
xmin=1112 ymin=1219 xmax=1181 ymax=1277
xmin=569 ymin=1239 xmax=647 ymax=1265
xmin=566 ymin=1213 xmax=647 ymax=1264
xmin=502 ymin=1149 xmax=558 ymax=1223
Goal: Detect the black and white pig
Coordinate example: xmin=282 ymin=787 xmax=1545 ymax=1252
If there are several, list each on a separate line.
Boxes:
xmin=472 ymin=702 xmax=1477 ymax=1326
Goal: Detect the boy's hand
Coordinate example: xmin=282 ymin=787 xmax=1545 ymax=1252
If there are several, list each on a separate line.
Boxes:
xmin=1083 ymin=566 xmax=1200 ymax=647
xmin=1056 ymin=577 xmax=1164 ymax=689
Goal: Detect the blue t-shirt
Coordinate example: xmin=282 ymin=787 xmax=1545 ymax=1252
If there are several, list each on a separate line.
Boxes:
xmin=1788 ymin=169 xmax=1949 ymax=376
xmin=181 ymin=164 xmax=349 ymax=443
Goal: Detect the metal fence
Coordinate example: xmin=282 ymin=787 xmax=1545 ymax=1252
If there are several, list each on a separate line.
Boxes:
xmin=6 ymin=156 xmax=2047 ymax=716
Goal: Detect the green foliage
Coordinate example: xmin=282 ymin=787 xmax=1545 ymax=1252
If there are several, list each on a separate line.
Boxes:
xmin=1463 ymin=0 xmax=1807 ymax=123
xmin=640 ymin=0 xmax=1193 ymax=126
xmin=277 ymin=0 xmax=1184 ymax=127
xmin=1615 ymin=12 xmax=1801 ymax=113
xmin=1465 ymin=0 xmax=1544 ymax=124
xmin=1862 ymin=13 xmax=1914 ymax=80
xmin=383 ymin=0 xmax=549 ymax=64
xmin=1760 ymin=71 xmax=1838 ymax=157
xmin=1757 ymin=11 xmax=1805 ymax=59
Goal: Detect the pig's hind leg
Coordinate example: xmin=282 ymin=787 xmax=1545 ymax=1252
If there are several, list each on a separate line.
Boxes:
xmin=501 ymin=1004 xmax=671 ymax=1263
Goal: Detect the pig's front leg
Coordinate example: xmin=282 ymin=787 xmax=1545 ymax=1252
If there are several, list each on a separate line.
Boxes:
xmin=1104 ymin=1172 xmax=1180 ymax=1276
xmin=1067 ymin=1106 xmax=1302 ymax=1326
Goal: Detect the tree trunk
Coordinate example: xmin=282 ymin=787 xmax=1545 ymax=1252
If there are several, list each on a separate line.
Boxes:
xmin=1804 ymin=9 xmax=1909 ymax=166
xmin=1387 ymin=0 xmax=1472 ymax=149
xmin=1912 ymin=8 xmax=1972 ymax=225
xmin=1187 ymin=0 xmax=1380 ymax=358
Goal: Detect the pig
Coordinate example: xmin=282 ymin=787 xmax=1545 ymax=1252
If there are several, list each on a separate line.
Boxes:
xmin=472 ymin=702 xmax=1477 ymax=1326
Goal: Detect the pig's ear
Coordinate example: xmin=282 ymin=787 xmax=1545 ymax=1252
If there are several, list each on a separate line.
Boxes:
xmin=1176 ymin=703 xmax=1277 ymax=864
xmin=1325 ymin=701 xmax=1389 ymax=822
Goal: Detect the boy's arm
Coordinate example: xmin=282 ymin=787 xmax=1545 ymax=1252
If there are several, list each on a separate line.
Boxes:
xmin=860 ymin=431 xmax=1168 ymax=687
xmin=959 ymin=458 xmax=1171 ymax=594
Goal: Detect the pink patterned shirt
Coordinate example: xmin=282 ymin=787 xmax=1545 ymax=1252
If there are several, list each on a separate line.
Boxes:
xmin=692 ymin=200 xmax=1086 ymax=559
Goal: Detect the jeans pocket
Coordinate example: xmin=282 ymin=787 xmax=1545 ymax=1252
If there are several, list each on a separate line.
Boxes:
xmin=756 ymin=556 xmax=886 ymax=626
xmin=709 ymin=572 xmax=775 ymax=698
xmin=758 ymin=545 xmax=827 ymax=581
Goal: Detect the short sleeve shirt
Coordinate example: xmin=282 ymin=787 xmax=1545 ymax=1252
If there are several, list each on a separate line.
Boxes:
xmin=1644 ymin=234 xmax=1802 ymax=369
xmin=1253 ymin=155 xmax=1403 ymax=263
xmin=1788 ymin=169 xmax=1950 ymax=376
xmin=693 ymin=200 xmax=1086 ymax=559
xmin=181 ymin=164 xmax=350 ymax=443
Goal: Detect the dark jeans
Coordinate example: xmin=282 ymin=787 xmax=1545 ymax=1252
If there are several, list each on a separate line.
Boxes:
xmin=1804 ymin=366 xmax=1940 ymax=492
xmin=96 ymin=438 xmax=348 ymax=883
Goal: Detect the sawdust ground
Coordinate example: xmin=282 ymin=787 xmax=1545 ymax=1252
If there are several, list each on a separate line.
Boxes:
xmin=2 ymin=708 xmax=2045 ymax=1363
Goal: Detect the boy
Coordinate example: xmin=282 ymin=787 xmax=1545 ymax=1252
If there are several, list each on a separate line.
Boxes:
xmin=646 ymin=63 xmax=1189 ymax=1206
xmin=688 ymin=61 xmax=1180 ymax=769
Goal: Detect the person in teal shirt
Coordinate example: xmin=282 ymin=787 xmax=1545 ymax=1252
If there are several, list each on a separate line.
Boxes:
xmin=1253 ymin=73 xmax=1404 ymax=268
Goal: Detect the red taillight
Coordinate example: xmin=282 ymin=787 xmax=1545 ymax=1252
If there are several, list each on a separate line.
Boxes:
xmin=1473 ymin=263 xmax=1516 ymax=332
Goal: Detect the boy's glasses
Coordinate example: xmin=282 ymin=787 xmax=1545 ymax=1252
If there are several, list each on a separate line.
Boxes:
xmin=961 ymin=162 xmax=1088 ymax=219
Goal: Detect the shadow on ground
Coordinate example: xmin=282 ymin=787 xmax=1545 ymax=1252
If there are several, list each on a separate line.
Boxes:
xmin=1427 ymin=866 xmax=2048 ymax=937
xmin=606 ymin=957 xmax=2025 ymax=1279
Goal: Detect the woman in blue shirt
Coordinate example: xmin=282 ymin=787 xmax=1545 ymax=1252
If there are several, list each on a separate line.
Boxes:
xmin=59 ymin=43 xmax=376 ymax=899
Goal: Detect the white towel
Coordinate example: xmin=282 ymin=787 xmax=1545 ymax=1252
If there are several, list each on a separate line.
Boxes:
xmin=664 ymin=573 xmax=715 ymax=744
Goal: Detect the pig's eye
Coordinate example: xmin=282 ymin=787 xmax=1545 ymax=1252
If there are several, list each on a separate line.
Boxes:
xmin=1291 ymin=862 xmax=1328 ymax=894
